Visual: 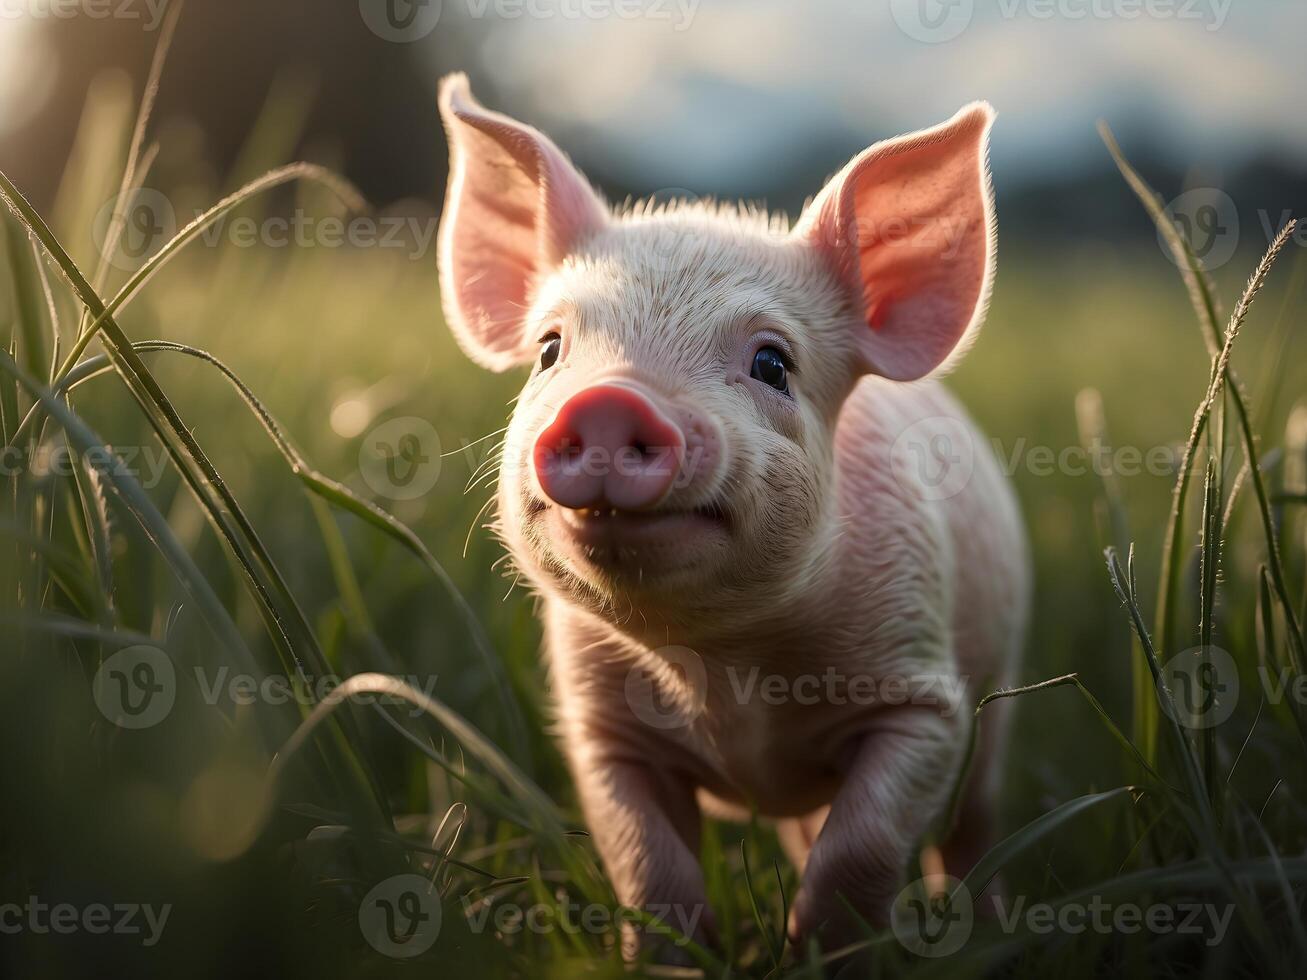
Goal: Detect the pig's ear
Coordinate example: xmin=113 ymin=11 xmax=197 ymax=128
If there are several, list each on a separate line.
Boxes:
xmin=792 ymin=103 xmax=996 ymax=382
xmin=437 ymin=74 xmax=607 ymax=372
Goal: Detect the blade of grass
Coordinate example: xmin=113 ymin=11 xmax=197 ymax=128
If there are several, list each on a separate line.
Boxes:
xmin=272 ymin=672 xmax=612 ymax=913
xmin=31 ymin=236 xmax=63 ymax=376
xmin=0 ymin=333 xmax=17 ymax=445
xmin=89 ymin=0 xmax=182 ymax=302
xmin=0 ymin=348 xmax=254 ymax=669
xmin=1099 ymin=121 xmax=1224 ymax=707
xmin=1248 ymin=815 xmax=1307 ymax=962
xmin=268 ymin=673 xmax=565 ymax=849
xmin=962 ymin=786 xmax=1136 ymax=897
xmin=67 ymin=452 xmax=115 ymax=623
xmin=1099 ymin=122 xmax=1224 ymax=353
xmin=1127 ymin=214 xmax=1306 ymax=740
xmin=1106 ymin=545 xmax=1217 ymax=849
xmin=1076 ymin=386 xmax=1154 ymax=757
xmin=1101 ymin=122 xmax=1306 ymax=689
xmin=50 ymin=339 xmax=531 ymax=763
xmin=742 ymin=836 xmax=780 ymax=971
xmin=943 ymin=674 xmax=1175 ymax=844
xmin=1103 ymin=548 xmax=1265 ymax=956
xmin=1198 ymin=457 xmax=1222 ymax=799
xmin=0 ymin=166 xmax=339 ymax=673
xmin=5 ymin=161 xmax=366 ymax=452
xmin=1222 ymin=223 xmax=1307 ymax=674
xmin=0 ymin=516 xmax=99 ymax=619
xmin=913 ymin=856 xmax=1307 ymax=977
xmin=1258 ymin=565 xmax=1281 ymax=671
xmin=3 ymin=220 xmax=49 ymax=380
xmin=6 ymin=162 xmax=365 ymax=452
xmin=0 ymin=166 xmax=392 ymax=821
xmin=1098 ymin=125 xmax=1224 ymax=699
xmin=2 ymin=612 xmax=159 ymax=649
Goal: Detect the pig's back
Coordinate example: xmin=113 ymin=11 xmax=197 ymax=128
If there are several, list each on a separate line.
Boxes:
xmin=832 ymin=376 xmax=1030 ymax=690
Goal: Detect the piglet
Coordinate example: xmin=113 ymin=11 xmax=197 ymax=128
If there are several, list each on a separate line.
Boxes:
xmin=435 ymin=74 xmax=1029 ymax=958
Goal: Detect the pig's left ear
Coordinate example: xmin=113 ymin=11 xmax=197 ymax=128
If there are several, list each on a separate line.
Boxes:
xmin=792 ymin=103 xmax=996 ymax=381
xmin=437 ymin=74 xmax=608 ymax=372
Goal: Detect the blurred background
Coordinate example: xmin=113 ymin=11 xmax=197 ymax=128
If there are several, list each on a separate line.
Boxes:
xmin=4 ymin=0 xmax=1307 ymax=231
xmin=2 ymin=1 xmax=1307 ymax=977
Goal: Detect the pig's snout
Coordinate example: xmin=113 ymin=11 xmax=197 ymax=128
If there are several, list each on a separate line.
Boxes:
xmin=533 ymin=384 xmax=690 ymax=511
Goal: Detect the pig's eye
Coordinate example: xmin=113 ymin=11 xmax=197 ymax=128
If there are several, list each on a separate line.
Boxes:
xmin=539 ymin=333 xmax=562 ymax=371
xmin=750 ymin=346 xmax=789 ymax=394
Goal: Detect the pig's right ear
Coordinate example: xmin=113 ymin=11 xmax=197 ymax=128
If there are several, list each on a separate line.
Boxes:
xmin=437 ymin=74 xmax=607 ymax=372
xmin=791 ymin=103 xmax=996 ymax=382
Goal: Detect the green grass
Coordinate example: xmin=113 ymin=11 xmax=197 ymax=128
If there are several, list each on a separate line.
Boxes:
xmin=3 ymin=33 xmax=1307 ymax=980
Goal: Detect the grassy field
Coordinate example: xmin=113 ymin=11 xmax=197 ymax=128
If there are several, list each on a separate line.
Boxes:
xmin=3 ymin=63 xmax=1307 ymax=979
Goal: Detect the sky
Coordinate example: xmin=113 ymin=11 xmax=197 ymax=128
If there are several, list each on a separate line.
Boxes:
xmin=0 ymin=0 xmax=1304 ymax=197
xmin=437 ymin=0 xmax=1307 ymax=196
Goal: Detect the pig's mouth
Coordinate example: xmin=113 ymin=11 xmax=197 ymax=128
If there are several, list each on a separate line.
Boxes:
xmin=528 ymin=498 xmax=730 ymax=561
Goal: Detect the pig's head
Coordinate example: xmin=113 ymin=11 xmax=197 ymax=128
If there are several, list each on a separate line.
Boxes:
xmin=436 ymin=74 xmax=995 ymax=629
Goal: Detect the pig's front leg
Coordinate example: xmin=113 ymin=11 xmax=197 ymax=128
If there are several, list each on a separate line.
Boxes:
xmin=568 ymin=743 xmax=715 ymax=960
xmin=788 ymin=704 xmax=968 ymax=949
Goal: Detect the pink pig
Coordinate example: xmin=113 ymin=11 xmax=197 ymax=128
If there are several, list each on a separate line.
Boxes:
xmin=435 ymin=74 xmax=1029 ymax=956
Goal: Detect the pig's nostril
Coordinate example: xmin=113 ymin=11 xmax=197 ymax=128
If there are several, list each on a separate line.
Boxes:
xmin=533 ymin=384 xmax=686 ymax=510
